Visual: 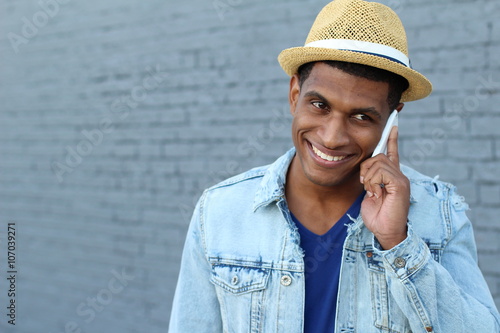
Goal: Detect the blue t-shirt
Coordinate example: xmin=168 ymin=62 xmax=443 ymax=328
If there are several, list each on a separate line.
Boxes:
xmin=290 ymin=193 xmax=364 ymax=333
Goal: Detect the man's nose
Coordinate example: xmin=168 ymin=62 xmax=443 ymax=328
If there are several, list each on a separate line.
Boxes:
xmin=320 ymin=117 xmax=351 ymax=149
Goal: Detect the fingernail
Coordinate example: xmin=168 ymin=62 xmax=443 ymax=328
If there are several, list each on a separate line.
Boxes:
xmin=360 ymin=176 xmax=364 ymax=183
xmin=374 ymin=192 xmax=379 ymax=199
xmin=367 ymin=191 xmax=373 ymax=197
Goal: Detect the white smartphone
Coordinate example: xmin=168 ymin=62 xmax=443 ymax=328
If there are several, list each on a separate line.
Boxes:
xmin=372 ymin=110 xmax=399 ymax=157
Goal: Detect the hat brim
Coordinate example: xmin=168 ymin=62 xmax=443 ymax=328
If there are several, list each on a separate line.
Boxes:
xmin=278 ymin=46 xmax=432 ymax=102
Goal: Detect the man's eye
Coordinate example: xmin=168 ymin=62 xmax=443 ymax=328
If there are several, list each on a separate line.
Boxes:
xmin=352 ymin=113 xmax=371 ymax=121
xmin=312 ymin=101 xmax=327 ymax=109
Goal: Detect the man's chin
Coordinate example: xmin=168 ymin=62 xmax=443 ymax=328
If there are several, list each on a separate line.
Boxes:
xmin=305 ymin=172 xmax=353 ymax=188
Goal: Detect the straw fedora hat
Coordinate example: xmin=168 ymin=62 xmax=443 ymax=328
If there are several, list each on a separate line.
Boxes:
xmin=278 ymin=0 xmax=432 ymax=102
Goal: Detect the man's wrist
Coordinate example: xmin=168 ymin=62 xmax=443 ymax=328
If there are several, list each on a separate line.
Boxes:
xmin=375 ymin=226 xmax=408 ymax=250
xmin=377 ymin=234 xmax=407 ymax=250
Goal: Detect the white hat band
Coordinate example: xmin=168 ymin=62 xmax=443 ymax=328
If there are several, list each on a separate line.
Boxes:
xmin=305 ymin=39 xmax=410 ymax=68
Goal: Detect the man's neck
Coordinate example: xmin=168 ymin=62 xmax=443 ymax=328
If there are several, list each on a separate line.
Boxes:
xmin=285 ymin=155 xmax=364 ymax=204
xmin=284 ymin=156 xmax=365 ymax=234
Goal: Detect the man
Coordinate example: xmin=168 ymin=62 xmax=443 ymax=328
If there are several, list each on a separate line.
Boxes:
xmin=169 ymin=0 xmax=500 ymax=332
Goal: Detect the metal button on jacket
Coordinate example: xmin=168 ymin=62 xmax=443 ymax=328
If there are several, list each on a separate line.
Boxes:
xmin=280 ymin=275 xmax=292 ymax=286
xmin=394 ymin=257 xmax=406 ymax=268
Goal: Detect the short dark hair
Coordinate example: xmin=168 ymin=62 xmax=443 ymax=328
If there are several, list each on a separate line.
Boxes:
xmin=297 ymin=61 xmax=409 ymax=111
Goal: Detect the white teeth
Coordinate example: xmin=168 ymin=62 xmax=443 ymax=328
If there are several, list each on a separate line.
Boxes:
xmin=321 ymin=152 xmax=332 ymax=161
xmin=312 ymin=145 xmax=347 ymax=162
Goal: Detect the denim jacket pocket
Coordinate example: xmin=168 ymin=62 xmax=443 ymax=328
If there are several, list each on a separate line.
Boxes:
xmin=210 ymin=264 xmax=270 ymax=332
xmin=211 ymin=264 xmax=270 ymax=294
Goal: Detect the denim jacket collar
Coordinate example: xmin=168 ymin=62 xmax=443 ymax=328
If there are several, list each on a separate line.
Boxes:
xmin=253 ymin=148 xmax=296 ymax=212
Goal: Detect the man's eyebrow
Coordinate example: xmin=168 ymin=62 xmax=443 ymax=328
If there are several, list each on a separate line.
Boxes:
xmin=303 ymin=90 xmax=328 ymax=102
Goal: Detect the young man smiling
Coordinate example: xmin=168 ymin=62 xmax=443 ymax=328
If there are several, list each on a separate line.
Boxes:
xmin=169 ymin=0 xmax=500 ymax=332
xmin=286 ymin=62 xmax=409 ymax=245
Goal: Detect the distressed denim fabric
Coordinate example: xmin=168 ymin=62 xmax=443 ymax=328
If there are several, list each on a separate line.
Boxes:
xmin=169 ymin=148 xmax=500 ymax=333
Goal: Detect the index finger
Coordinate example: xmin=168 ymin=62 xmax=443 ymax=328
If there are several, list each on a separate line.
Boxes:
xmin=386 ymin=126 xmax=400 ymax=166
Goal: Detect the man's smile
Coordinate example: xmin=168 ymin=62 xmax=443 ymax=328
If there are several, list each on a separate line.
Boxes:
xmin=311 ymin=144 xmax=348 ymax=162
xmin=307 ymin=141 xmax=356 ymax=168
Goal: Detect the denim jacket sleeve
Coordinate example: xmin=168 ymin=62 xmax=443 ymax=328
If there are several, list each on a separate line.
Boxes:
xmin=373 ymin=187 xmax=500 ymax=333
xmin=168 ymin=192 xmax=223 ymax=332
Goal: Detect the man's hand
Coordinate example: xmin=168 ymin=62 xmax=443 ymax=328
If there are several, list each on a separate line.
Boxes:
xmin=360 ymin=127 xmax=410 ymax=250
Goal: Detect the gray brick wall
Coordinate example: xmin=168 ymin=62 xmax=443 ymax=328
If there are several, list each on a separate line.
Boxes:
xmin=0 ymin=0 xmax=498 ymax=332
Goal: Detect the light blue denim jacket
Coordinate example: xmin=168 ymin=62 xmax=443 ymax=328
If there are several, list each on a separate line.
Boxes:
xmin=169 ymin=148 xmax=500 ymax=333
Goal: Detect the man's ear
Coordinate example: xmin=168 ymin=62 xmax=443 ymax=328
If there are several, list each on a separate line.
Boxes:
xmin=289 ymin=74 xmax=301 ymax=115
xmin=395 ymin=103 xmax=404 ymax=112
